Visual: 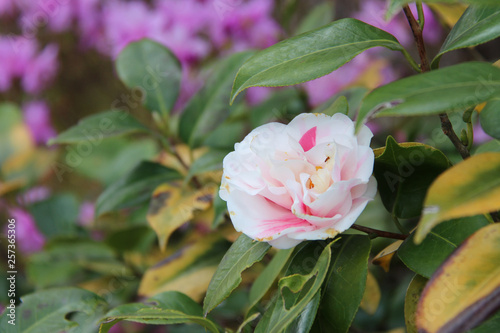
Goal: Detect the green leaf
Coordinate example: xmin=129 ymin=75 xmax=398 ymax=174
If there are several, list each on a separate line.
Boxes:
xmin=0 ymin=288 xmax=107 ymax=333
xmin=295 ymin=2 xmax=334 ymax=35
xmin=415 ymin=152 xmax=500 ymax=243
xmin=314 ymin=235 xmax=371 ymax=333
xmin=27 ymin=238 xmax=131 ymax=288
xmin=255 ymin=240 xmax=334 ymax=333
xmin=284 ymin=292 xmax=321 ymax=333
xmin=385 ymin=0 xmax=500 ymax=20
xmin=115 ymin=39 xmax=181 ymax=115
xmin=480 ymin=99 xmax=500 ymax=140
xmin=186 ymin=149 xmax=228 ymax=183
xmin=398 ymin=216 xmax=489 ymax=278
xmin=313 ymin=86 xmax=368 ymax=119
xmin=247 ymin=248 xmax=294 ymax=312
xmin=212 ymin=190 xmax=227 ymax=229
xmin=250 ymin=89 xmax=305 ymax=128
xmin=475 ymin=139 xmax=500 ymax=154
xmin=432 ymin=6 xmax=500 ymax=68
xmin=99 ymin=291 xmax=220 ymax=333
xmin=404 ymin=275 xmax=428 ymax=333
xmin=230 ymin=18 xmax=406 ymax=103
xmin=469 ymin=311 xmax=500 ymax=333
xmin=373 ymin=136 xmax=451 ymax=219
xmin=48 ymin=110 xmax=148 ymax=145
xmin=204 ymin=120 xmax=246 ymax=150
xmin=95 ymin=161 xmax=182 ymax=216
xmin=179 ymin=51 xmax=253 ymax=148
xmin=203 ymin=235 xmax=271 ymax=315
xmin=322 ymin=96 xmax=349 ymax=116
xmin=30 ymin=193 xmax=80 ymax=238
xmin=355 ymin=62 xmax=500 ymax=132
xmin=416 ymin=223 xmax=500 ymax=333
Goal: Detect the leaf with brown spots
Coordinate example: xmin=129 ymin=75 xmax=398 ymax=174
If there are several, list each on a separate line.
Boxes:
xmin=147 ymin=183 xmax=216 ymax=251
xmin=416 ymin=224 xmax=500 ymax=333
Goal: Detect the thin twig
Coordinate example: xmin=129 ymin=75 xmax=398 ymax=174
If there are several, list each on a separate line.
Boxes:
xmin=351 ymin=224 xmax=408 ymax=240
xmin=403 ymin=5 xmax=470 ymax=160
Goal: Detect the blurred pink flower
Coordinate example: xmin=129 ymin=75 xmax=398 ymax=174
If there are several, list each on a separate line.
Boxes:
xmin=246 ymin=86 xmax=273 ymax=106
xmin=6 ymin=208 xmax=45 ymax=255
xmin=22 ymin=100 xmax=56 ymax=145
xmin=17 ymin=186 xmax=51 ymax=205
xmin=473 ymin=123 xmax=493 ymax=144
xmin=0 ymin=36 xmax=58 ymax=93
xmin=78 ymin=201 xmax=95 ymax=226
xmin=303 ymin=54 xmax=370 ymax=107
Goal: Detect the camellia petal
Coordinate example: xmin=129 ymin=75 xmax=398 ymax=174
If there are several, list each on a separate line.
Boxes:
xmin=220 ymin=113 xmax=377 ymax=249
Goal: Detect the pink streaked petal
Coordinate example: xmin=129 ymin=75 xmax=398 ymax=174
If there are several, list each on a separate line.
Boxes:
xmin=299 ymin=126 xmax=317 ymax=152
xmin=226 ymin=189 xmax=313 ymax=241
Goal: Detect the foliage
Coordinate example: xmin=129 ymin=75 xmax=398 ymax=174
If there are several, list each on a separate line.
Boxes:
xmin=1 ymin=1 xmax=500 ymax=333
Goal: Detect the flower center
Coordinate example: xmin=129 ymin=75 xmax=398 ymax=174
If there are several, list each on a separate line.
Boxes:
xmin=306 ymin=145 xmax=336 ymax=195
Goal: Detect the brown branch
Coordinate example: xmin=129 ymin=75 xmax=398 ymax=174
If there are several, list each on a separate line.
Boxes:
xmin=403 ymin=5 xmax=470 ymax=160
xmin=350 ymin=224 xmax=408 ymax=240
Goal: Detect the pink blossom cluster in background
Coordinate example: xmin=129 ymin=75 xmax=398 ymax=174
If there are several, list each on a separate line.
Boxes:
xmin=0 ymin=36 xmax=58 ymax=94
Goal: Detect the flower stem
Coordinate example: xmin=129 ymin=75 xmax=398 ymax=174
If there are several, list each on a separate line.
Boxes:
xmin=402 ymin=5 xmax=470 ymax=160
xmin=350 ymin=224 xmax=408 ymax=240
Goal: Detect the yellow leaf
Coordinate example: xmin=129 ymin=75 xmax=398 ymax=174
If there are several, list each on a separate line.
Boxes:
xmin=427 ymin=4 xmax=467 ymax=27
xmin=404 ymin=275 xmax=428 ymax=333
xmin=147 ymin=182 xmax=216 ymax=251
xmin=138 ymin=234 xmax=230 ymax=301
xmin=415 ymin=153 xmax=500 ymax=243
xmin=360 ymin=270 xmax=381 ymax=315
xmin=372 ymin=240 xmax=403 ymax=272
xmin=417 ymin=224 xmax=500 ymax=333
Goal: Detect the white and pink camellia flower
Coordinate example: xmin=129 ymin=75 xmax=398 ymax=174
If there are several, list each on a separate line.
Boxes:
xmin=220 ymin=113 xmax=377 ymax=249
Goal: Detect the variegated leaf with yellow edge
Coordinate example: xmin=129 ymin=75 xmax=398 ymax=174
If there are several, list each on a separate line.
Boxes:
xmin=372 ymin=240 xmax=404 ymax=272
xmin=147 ymin=182 xmax=216 ymax=251
xmin=415 ymin=152 xmax=500 ymax=243
xmin=138 ymin=234 xmax=230 ymax=301
xmin=405 ymin=274 xmax=428 ymax=333
xmin=416 ymin=223 xmax=500 ymax=333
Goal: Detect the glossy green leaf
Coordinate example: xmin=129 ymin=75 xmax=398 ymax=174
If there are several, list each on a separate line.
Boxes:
xmin=186 ymin=149 xmax=228 ymax=183
xmin=417 ymin=223 xmax=500 ymax=333
xmin=179 ymin=51 xmax=253 ymax=148
xmin=385 ymin=0 xmax=500 ymax=20
xmin=322 ymin=96 xmax=349 ymax=116
xmin=355 ymin=62 xmax=500 ymax=132
xmin=398 ymin=216 xmax=489 ymax=278
xmin=0 ymin=288 xmax=107 ymax=333
xmin=469 ymin=311 xmax=500 ymax=333
xmin=48 ymin=110 xmax=148 ymax=145
xmin=115 ymin=39 xmax=181 ymax=115
xmin=95 ymin=161 xmax=182 ymax=216
xmin=480 ymin=99 xmax=500 ymax=140
xmin=313 ymin=87 xmax=368 ymax=119
xmin=295 ymin=2 xmax=334 ymax=35
xmin=284 ymin=292 xmax=321 ymax=333
xmin=255 ymin=241 xmax=334 ymax=333
xmin=250 ymin=88 xmax=305 ymax=128
xmin=432 ymin=6 xmax=500 ymax=68
xmin=230 ymin=18 xmax=407 ymax=103
xmin=373 ymin=136 xmax=451 ymax=219
xmin=203 ymin=235 xmax=271 ymax=315
xmin=247 ymin=248 xmax=294 ymax=312
xmin=415 ymin=152 xmax=500 ymax=243
xmin=404 ymin=275 xmax=428 ymax=333
xmin=314 ymin=235 xmax=371 ymax=333
xmin=99 ymin=291 xmax=220 ymax=333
